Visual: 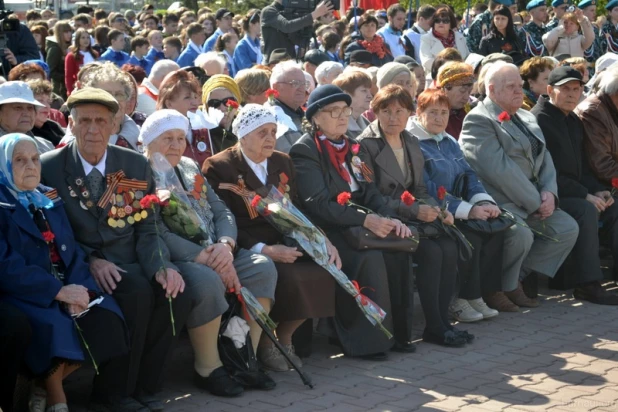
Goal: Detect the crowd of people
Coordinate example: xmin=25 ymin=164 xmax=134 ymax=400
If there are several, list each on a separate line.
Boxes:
xmin=3 ymin=1 xmax=618 ymax=412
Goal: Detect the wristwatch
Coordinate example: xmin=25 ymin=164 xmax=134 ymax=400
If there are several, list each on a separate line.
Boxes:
xmin=219 ymin=238 xmax=234 ymax=252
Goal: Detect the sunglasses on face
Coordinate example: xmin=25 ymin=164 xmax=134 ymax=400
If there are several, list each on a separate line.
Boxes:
xmin=434 ymin=18 xmax=451 ymax=24
xmin=207 ymin=96 xmax=238 ymax=108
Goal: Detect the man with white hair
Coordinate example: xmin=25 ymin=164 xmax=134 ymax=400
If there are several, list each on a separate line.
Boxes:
xmin=459 ymin=61 xmax=579 ymax=312
xmin=315 ymin=61 xmax=344 ymax=86
xmin=268 ymin=61 xmax=308 ymax=153
xmin=137 ymin=60 xmax=180 ymax=115
xmin=194 ymin=51 xmax=227 ymax=76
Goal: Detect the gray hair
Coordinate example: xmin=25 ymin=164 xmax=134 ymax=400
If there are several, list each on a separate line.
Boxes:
xmin=315 ymin=62 xmax=344 ymax=86
xmin=79 ymin=62 xmax=133 ymax=101
xmin=477 ymin=62 xmax=495 ymax=96
xmin=485 ymin=61 xmax=519 ymax=92
xmin=598 ymin=65 xmax=618 ymax=96
xmin=149 ymin=60 xmax=180 ymax=82
xmin=270 ymin=60 xmax=302 ymax=87
xmin=194 ymin=52 xmax=226 ymax=73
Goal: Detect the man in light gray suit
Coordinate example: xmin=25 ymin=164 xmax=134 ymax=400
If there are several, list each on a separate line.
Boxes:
xmin=459 ymin=61 xmax=579 ymax=311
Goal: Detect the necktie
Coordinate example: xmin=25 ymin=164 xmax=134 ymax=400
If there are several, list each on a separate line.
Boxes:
xmin=512 ymin=114 xmax=541 ymax=158
xmin=86 ymin=168 xmax=105 ymax=204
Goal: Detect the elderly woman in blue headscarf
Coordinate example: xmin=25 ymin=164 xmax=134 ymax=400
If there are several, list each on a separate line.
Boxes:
xmin=0 ymin=134 xmax=128 ymax=412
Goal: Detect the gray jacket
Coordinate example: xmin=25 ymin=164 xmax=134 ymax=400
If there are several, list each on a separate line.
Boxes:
xmin=459 ymin=97 xmax=558 ymax=219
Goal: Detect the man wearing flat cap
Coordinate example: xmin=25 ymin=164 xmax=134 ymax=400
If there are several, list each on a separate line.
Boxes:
xmin=519 ymin=0 xmax=550 ymax=57
xmin=40 ymin=88 xmax=192 ymax=412
xmin=532 ymin=66 xmax=618 ymax=304
xmin=467 ymin=0 xmax=516 ymax=54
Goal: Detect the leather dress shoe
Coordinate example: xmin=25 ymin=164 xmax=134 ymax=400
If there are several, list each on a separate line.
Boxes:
xmin=89 ymin=395 xmax=150 ymax=412
xmin=423 ymin=330 xmax=467 ymax=348
xmin=391 ymin=341 xmax=416 ymax=353
xmin=574 ymin=281 xmax=618 ymax=305
xmin=451 ymin=327 xmax=475 ymax=343
xmin=358 ymin=352 xmax=388 ymax=360
xmin=483 ymin=291 xmax=519 ymax=312
xmin=505 ymin=282 xmax=539 ymax=308
xmin=193 ymin=367 xmax=244 ymax=397
xmin=134 ymin=391 xmax=164 ymax=411
xmin=238 ymin=370 xmax=276 ymax=391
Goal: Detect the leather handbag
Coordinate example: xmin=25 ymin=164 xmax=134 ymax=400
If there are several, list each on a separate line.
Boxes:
xmin=451 ymin=172 xmax=514 ymax=234
xmin=343 ymin=225 xmax=419 ymax=253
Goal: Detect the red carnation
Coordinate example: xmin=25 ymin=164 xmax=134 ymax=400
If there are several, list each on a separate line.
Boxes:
xmin=139 ymin=194 xmax=161 ymax=209
xmin=498 ymin=111 xmax=511 ymax=122
xmin=42 ymin=231 xmax=55 ymax=242
xmin=226 ymin=99 xmax=239 ymax=111
xmin=265 ymin=89 xmax=279 ymax=100
xmin=401 ymin=191 xmax=415 ymax=206
xmin=337 ymin=192 xmax=352 ymax=206
xmin=437 ymin=186 xmax=447 ymax=201
xmin=351 ymin=144 xmax=360 ymax=155
xmin=251 ymin=195 xmax=263 ymax=209
xmin=612 ymin=177 xmax=618 ymax=189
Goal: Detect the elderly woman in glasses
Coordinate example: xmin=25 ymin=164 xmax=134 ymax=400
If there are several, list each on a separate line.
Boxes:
xmin=0 ymin=133 xmax=127 ymax=412
xmin=203 ymin=104 xmax=336 ymax=372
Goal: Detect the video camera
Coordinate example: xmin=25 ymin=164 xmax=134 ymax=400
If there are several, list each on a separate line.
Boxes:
xmin=0 ymin=0 xmax=21 ymax=57
xmin=280 ymin=0 xmax=340 ymax=47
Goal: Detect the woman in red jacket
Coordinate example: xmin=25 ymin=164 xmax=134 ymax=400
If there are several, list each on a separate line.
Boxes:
xmin=64 ymin=28 xmax=99 ymax=96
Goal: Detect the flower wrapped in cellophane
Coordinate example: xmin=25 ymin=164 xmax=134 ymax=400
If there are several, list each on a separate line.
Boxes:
xmin=250 ymin=186 xmax=392 ymax=339
xmin=149 ymin=153 xmax=210 ymax=244
xmin=237 ymin=287 xmax=277 ymax=331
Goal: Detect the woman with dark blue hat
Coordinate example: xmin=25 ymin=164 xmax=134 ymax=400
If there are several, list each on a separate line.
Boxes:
xmin=289 ymin=85 xmax=416 ymax=359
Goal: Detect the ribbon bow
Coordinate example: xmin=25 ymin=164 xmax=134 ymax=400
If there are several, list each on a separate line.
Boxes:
xmin=351 ymin=280 xmax=374 ymax=306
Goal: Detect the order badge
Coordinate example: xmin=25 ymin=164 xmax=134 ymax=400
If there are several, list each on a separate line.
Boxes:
xmin=197 ymin=141 xmax=207 ymax=152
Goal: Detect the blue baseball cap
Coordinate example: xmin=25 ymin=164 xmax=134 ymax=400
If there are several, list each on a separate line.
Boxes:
xmin=526 ymin=0 xmax=546 ymax=10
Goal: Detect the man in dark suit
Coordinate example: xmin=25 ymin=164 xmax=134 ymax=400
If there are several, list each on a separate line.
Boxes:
xmin=532 ymin=66 xmax=618 ymax=304
xmin=40 ymin=88 xmax=192 ymax=412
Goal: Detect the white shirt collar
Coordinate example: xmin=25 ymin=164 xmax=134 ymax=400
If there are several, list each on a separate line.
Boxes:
xmin=240 ymin=148 xmax=268 ymax=184
xmin=77 ymin=149 xmax=107 ymax=177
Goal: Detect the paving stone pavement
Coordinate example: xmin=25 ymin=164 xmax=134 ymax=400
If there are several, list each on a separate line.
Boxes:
xmin=65 ymin=282 xmax=618 ymax=412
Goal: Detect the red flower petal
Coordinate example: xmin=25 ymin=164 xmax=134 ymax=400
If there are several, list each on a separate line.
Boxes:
xmin=251 ymin=195 xmax=263 ymax=209
xmin=400 ymin=191 xmax=415 ymax=206
xmin=612 ymin=177 xmax=618 ymax=189
xmin=437 ymin=186 xmax=447 ymax=201
xmin=337 ymin=192 xmax=352 ymax=206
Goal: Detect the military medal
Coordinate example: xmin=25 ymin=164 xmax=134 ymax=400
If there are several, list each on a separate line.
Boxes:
xmin=141 ymin=210 xmax=148 ymax=219
xmin=127 ymin=216 xmax=135 ymax=225
xmin=85 ymin=200 xmax=94 ymax=208
xmin=124 ymin=205 xmax=133 ymax=214
xmin=117 ymin=219 xmax=126 ymax=228
xmin=80 ymin=201 xmax=88 ymax=210
xmin=68 ymin=186 xmax=77 ymax=197
xmin=108 ymin=218 xmax=117 ymax=228
xmin=134 ymin=213 xmax=142 ymax=222
xmin=197 ymin=141 xmax=207 ymax=152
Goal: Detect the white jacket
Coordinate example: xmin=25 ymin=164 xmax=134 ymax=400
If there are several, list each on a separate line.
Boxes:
xmin=420 ymin=29 xmax=470 ymax=82
xmin=542 ymin=17 xmax=594 ymax=58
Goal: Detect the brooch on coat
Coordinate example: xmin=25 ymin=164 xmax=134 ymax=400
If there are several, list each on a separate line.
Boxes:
xmin=219 ymin=175 xmax=258 ymax=219
xmin=350 ymin=144 xmax=374 ymax=183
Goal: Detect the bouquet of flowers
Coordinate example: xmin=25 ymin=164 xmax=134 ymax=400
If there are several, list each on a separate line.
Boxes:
xmin=237 ymin=287 xmax=277 ymax=331
xmin=150 ymin=153 xmax=210 ymax=244
xmin=251 ymin=187 xmax=392 ymax=339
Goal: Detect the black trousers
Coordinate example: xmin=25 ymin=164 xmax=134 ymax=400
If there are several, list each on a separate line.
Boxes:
xmin=455 ymin=223 xmax=505 ymax=299
xmin=91 ymin=263 xmax=192 ymax=400
xmin=414 ymin=237 xmax=458 ymax=335
xmin=0 ymin=302 xmax=32 ymax=412
xmin=600 ymin=198 xmax=618 ymax=277
xmin=559 ymin=198 xmax=604 ymax=284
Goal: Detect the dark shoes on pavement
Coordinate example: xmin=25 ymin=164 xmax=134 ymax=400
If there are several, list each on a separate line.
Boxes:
xmin=193 ymin=367 xmax=244 ymax=397
xmin=484 ymin=291 xmax=520 ymax=312
xmin=505 ymin=282 xmax=540 ymax=308
xmin=573 ymin=281 xmax=618 ymax=305
xmin=391 ymin=341 xmax=416 ymax=353
xmin=423 ymin=330 xmax=467 ymax=348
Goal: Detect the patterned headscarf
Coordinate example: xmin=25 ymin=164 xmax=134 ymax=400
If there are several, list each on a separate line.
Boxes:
xmin=0 ymin=133 xmax=53 ymax=211
xmin=436 ymin=62 xmax=475 ymax=88
xmin=201 ymin=74 xmax=242 ymax=104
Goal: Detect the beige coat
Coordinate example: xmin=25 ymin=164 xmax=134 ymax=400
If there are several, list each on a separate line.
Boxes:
xmin=420 ymin=29 xmax=469 ymax=82
xmin=542 ymin=17 xmax=594 ymax=57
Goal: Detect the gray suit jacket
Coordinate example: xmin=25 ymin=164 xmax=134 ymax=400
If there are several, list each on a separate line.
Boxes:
xmin=459 ymin=98 xmax=558 ymax=219
xmin=40 ymin=141 xmax=178 ymax=279
xmin=357 ymin=121 xmax=438 ymax=222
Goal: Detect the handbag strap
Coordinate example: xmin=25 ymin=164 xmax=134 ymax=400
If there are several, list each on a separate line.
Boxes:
xmin=451 ymin=172 xmax=469 ymax=199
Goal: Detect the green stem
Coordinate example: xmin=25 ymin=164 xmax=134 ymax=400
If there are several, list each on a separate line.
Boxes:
xmin=73 ymin=318 xmax=99 ymax=375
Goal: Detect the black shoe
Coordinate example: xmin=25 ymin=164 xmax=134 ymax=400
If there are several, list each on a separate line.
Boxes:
xmin=451 ymin=327 xmax=475 ymax=343
xmin=133 ymin=391 xmax=165 ymax=412
xmin=89 ymin=395 xmax=150 ymax=412
xmin=422 ymin=330 xmax=467 ymax=348
xmin=193 ymin=367 xmax=244 ymax=397
xmin=574 ymin=282 xmax=618 ymax=305
xmin=358 ymin=352 xmax=388 ymax=360
xmin=241 ymin=370 xmax=276 ymax=391
xmin=391 ymin=341 xmax=416 ymax=353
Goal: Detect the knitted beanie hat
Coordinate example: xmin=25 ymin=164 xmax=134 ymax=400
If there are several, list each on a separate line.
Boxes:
xmin=201 ymin=74 xmax=242 ymax=105
xmin=139 ymin=109 xmax=189 ymax=147
xmin=377 ymin=62 xmax=412 ymax=89
xmin=436 ymin=61 xmax=475 ymax=88
xmin=232 ymin=104 xmax=277 ymax=139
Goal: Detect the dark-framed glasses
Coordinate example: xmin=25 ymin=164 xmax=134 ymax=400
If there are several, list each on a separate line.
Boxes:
xmin=207 ymin=96 xmax=238 ymax=108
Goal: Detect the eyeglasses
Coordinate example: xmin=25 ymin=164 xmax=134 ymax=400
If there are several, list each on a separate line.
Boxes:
xmin=278 ymin=80 xmax=311 ymax=90
xmin=207 ymin=96 xmax=238 ymax=108
xmin=434 ymin=18 xmax=451 ymax=24
xmin=320 ymin=106 xmax=352 ymax=118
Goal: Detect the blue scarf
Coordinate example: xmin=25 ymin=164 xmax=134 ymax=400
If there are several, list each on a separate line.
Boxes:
xmin=0 ymin=133 xmax=53 ymax=212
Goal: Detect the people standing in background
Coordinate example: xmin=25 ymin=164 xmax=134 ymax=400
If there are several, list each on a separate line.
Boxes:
xmin=99 ymin=29 xmax=131 ymax=68
xmin=377 ymin=4 xmax=407 ymax=58
xmin=163 ymin=36 xmax=183 ymax=62
xmin=177 ymin=23 xmax=207 ymax=68
xmin=128 ymin=36 xmax=154 ymax=76
xmin=204 ymin=8 xmax=234 ymax=52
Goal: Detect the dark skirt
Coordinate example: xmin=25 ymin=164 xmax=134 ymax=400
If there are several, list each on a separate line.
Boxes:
xmin=270 ymin=260 xmax=336 ymax=322
xmin=325 ymin=231 xmax=394 ymax=357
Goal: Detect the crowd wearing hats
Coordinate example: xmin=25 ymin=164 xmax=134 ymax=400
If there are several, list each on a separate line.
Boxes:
xmin=5 ymin=2 xmax=618 ymax=412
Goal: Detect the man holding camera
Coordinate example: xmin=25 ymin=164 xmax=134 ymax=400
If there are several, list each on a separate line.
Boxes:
xmin=261 ymin=0 xmax=335 ymax=61
xmin=0 ymin=21 xmax=39 ymax=76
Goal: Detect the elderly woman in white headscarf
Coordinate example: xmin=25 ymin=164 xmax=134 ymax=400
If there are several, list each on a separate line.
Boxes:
xmin=202 ymin=104 xmax=337 ymax=373
xmin=140 ymin=109 xmax=278 ymax=398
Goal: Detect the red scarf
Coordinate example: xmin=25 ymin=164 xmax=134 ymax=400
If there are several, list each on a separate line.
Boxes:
xmin=432 ymin=29 xmax=456 ymax=49
xmin=316 ymin=134 xmax=351 ymax=183
xmin=359 ymin=35 xmax=388 ymax=59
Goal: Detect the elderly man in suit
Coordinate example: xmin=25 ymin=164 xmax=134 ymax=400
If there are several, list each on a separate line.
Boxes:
xmin=40 ymin=88 xmax=192 ymax=412
xmin=459 ymin=61 xmax=579 ymax=309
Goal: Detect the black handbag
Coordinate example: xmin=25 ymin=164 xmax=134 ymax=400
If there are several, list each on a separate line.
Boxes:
xmin=342 ymin=225 xmax=419 ymax=253
xmin=451 ymin=172 xmax=514 ymax=234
